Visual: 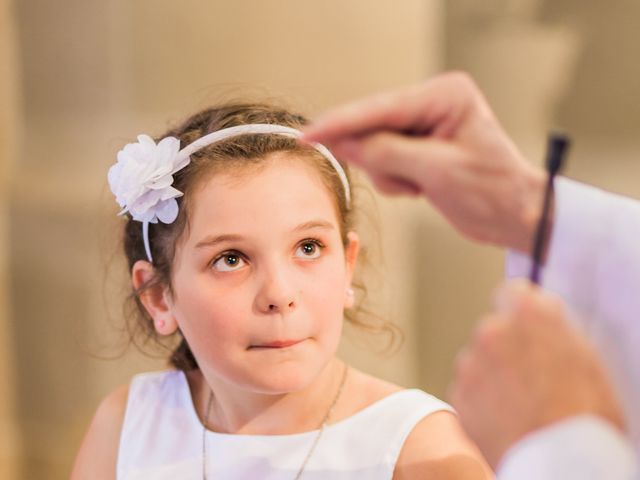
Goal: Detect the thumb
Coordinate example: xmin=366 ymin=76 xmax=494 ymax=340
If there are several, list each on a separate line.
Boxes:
xmin=492 ymin=279 xmax=536 ymax=315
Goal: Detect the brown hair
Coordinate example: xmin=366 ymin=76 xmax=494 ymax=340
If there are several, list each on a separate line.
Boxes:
xmin=122 ymin=102 xmax=396 ymax=370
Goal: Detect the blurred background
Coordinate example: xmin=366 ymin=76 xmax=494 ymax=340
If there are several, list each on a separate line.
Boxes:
xmin=1 ymin=0 xmax=639 ymax=478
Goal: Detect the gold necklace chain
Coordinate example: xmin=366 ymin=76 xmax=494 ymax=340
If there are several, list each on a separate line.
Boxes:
xmin=202 ymin=364 xmax=349 ymax=480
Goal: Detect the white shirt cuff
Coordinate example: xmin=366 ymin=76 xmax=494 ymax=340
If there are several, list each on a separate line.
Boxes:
xmin=497 ymin=415 xmax=639 ymax=480
xmin=505 ymin=177 xmax=609 ymax=321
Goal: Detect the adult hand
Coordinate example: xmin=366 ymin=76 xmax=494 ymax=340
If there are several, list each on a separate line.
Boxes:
xmin=303 ymin=72 xmax=546 ymax=253
xmin=449 ymin=280 xmax=625 ymax=469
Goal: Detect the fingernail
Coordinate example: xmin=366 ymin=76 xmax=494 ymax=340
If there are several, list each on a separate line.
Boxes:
xmin=493 ymin=279 xmax=532 ymax=313
xmin=492 ymin=281 xmax=516 ymax=313
xmin=300 ymin=120 xmax=326 ymax=143
xmin=299 ymin=129 xmax=314 ymax=145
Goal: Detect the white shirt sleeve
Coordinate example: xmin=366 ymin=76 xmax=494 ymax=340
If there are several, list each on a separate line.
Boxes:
xmin=497 ymin=416 xmax=639 ymax=480
xmin=506 ymin=177 xmax=640 ymax=447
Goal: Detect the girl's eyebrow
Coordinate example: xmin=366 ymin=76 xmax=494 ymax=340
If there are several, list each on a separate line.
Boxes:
xmin=292 ymin=219 xmax=335 ymax=233
xmin=195 ymin=233 xmax=244 ymax=249
xmin=195 ymin=220 xmax=335 ymax=249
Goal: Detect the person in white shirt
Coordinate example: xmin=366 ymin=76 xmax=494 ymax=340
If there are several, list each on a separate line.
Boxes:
xmin=303 ymin=71 xmax=640 ymax=479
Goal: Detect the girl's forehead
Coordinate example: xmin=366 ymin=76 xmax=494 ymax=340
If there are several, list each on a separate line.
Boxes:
xmin=186 ymin=158 xmax=341 ymax=239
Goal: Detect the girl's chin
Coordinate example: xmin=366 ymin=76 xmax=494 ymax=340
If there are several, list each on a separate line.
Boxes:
xmin=236 ymin=359 xmax=330 ymax=395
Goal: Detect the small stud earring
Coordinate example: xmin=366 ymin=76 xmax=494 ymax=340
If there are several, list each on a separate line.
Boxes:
xmin=156 ymin=319 xmax=166 ymax=329
xmin=347 ymin=288 xmax=354 ymax=297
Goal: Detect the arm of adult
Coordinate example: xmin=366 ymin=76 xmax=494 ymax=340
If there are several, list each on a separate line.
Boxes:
xmin=507 ymin=178 xmax=640 ymax=446
xmin=305 ymin=71 xmax=640 ymax=446
xmin=70 ymin=384 xmax=129 ymax=479
xmin=449 ymin=281 xmax=638 ymax=479
xmin=498 ymin=417 xmax=638 ymax=480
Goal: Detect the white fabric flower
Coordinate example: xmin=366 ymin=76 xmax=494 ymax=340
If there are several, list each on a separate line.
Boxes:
xmin=108 ymin=134 xmax=189 ymax=224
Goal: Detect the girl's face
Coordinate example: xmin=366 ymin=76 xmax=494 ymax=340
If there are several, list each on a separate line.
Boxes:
xmin=164 ymin=155 xmax=358 ymax=393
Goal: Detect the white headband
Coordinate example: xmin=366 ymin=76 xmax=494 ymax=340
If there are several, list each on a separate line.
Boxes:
xmin=108 ymin=123 xmax=351 ymax=263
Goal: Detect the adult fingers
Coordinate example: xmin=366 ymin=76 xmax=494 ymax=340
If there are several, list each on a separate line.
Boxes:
xmin=303 ymin=71 xmax=488 ymax=145
xmin=491 ymin=280 xmax=576 ymax=350
xmin=449 ymin=346 xmax=475 ymax=406
xmin=365 ymin=171 xmax=423 ymax=197
xmin=491 ymin=279 xmax=535 ymax=315
xmin=332 ymin=131 xmax=458 ymax=195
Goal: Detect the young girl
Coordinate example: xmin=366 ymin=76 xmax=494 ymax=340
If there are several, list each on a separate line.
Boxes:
xmin=72 ymin=103 xmax=493 ymax=479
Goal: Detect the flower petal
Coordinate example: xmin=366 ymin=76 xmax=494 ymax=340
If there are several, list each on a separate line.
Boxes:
xmin=149 ymin=174 xmax=174 ymax=190
xmin=159 ymin=186 xmax=183 ymax=201
xmin=156 ymin=199 xmax=179 ymax=224
xmin=108 ymin=134 xmax=187 ymax=226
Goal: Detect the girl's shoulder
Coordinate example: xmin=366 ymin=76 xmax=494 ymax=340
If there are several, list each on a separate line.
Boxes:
xmin=393 ymin=409 xmax=494 ymax=480
xmin=337 ymin=368 xmax=448 ymax=423
xmin=345 ymin=369 xmax=493 ymax=480
xmin=71 ymin=370 xmax=183 ymax=479
xmin=70 ymin=382 xmax=130 ymax=480
xmin=336 ymin=367 xmax=403 ymax=417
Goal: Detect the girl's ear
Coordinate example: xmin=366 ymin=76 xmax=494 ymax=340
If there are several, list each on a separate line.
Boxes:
xmin=131 ymin=260 xmax=179 ymax=336
xmin=344 ymin=231 xmax=360 ymax=308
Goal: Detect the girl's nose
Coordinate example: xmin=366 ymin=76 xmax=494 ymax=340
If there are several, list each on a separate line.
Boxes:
xmin=255 ymin=265 xmax=298 ymax=314
xmin=267 ymin=301 xmax=295 ymax=313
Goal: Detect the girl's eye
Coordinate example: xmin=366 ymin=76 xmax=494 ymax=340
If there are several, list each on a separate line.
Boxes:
xmin=212 ymin=253 xmax=246 ymax=272
xmin=295 ymin=241 xmax=322 ymax=259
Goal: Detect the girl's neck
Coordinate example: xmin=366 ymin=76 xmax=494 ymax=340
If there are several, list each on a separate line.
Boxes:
xmin=187 ymin=358 xmax=346 ymax=436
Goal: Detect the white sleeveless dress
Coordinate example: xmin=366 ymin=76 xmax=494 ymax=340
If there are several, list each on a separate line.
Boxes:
xmin=117 ymin=370 xmax=454 ymax=479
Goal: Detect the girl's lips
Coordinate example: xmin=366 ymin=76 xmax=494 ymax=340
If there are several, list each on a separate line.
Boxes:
xmin=250 ymin=339 xmax=304 ymax=349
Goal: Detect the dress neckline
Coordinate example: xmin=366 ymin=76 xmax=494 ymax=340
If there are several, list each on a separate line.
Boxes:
xmin=176 ymin=370 xmax=416 ymax=440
